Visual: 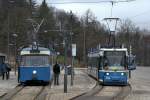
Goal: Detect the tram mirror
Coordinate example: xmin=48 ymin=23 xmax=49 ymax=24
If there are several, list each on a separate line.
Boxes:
xmin=127 ymin=55 xmax=136 ymax=70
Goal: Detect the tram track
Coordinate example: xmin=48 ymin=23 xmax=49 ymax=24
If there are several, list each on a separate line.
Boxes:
xmin=33 ymin=86 xmax=46 ymax=100
xmin=0 ymin=83 xmax=50 ymax=100
xmin=0 ymin=85 xmax=25 ymax=100
xmin=73 ymin=83 xmax=131 ymax=100
xmin=113 ymin=84 xmax=132 ymax=100
xmin=97 ymin=85 xmax=131 ymax=100
xmin=72 ymin=71 xmax=132 ymax=100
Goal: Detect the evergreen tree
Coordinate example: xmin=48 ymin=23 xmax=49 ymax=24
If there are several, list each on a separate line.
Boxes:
xmin=37 ymin=0 xmax=56 ymax=47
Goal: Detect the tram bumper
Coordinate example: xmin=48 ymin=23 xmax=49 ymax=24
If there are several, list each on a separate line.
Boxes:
xmin=103 ymin=73 xmax=127 ymax=85
xmin=19 ymin=67 xmax=50 ymax=82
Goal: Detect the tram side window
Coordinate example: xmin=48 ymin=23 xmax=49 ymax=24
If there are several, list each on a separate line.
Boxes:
xmin=49 ymin=55 xmax=57 ymax=65
xmin=88 ymin=57 xmax=100 ymax=69
xmin=98 ymin=57 xmax=103 ymax=70
xmin=91 ymin=57 xmax=98 ymax=68
xmin=88 ymin=57 xmax=93 ymax=69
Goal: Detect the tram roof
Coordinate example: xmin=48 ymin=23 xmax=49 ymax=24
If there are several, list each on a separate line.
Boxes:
xmin=88 ymin=48 xmax=128 ymax=57
xmin=100 ymin=48 xmax=127 ymax=51
xmin=20 ymin=47 xmax=51 ymax=55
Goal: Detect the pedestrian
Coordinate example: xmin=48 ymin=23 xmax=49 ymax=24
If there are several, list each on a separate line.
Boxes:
xmin=6 ymin=64 xmax=11 ymax=79
xmin=53 ymin=62 xmax=60 ymax=85
xmin=1 ymin=62 xmax=9 ymax=80
xmin=0 ymin=63 xmax=3 ymax=76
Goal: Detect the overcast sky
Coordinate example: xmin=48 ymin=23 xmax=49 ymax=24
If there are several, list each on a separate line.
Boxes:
xmin=37 ymin=0 xmax=150 ymax=30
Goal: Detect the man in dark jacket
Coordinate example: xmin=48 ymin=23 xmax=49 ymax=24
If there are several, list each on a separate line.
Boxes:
xmin=1 ymin=62 xmax=9 ymax=80
xmin=6 ymin=64 xmax=11 ymax=79
xmin=53 ymin=62 xmax=60 ymax=85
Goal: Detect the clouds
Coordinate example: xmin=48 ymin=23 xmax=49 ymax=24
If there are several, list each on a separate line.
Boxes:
xmin=37 ymin=0 xmax=150 ymax=29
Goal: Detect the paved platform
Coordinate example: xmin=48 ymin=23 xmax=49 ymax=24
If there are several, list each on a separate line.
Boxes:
xmin=125 ymin=67 xmax=150 ymax=100
xmin=45 ymin=68 xmax=96 ymax=100
xmin=0 ymin=71 xmax=18 ymax=97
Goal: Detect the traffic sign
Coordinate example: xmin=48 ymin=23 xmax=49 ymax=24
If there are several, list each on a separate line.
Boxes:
xmin=72 ymin=44 xmax=76 ymax=56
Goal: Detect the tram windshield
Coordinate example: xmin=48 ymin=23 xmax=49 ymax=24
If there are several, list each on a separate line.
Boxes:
xmin=21 ymin=55 xmax=49 ymax=66
xmin=104 ymin=51 xmax=126 ymax=69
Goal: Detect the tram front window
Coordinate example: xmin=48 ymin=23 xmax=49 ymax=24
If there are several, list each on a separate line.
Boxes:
xmin=104 ymin=51 xmax=126 ymax=70
xmin=21 ymin=55 xmax=49 ymax=67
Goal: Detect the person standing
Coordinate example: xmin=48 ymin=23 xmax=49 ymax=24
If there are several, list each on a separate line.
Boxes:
xmin=6 ymin=63 xmax=11 ymax=79
xmin=1 ymin=62 xmax=8 ymax=80
xmin=53 ymin=62 xmax=60 ymax=85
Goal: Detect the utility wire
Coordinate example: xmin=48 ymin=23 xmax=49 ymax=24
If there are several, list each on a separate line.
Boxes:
xmin=48 ymin=1 xmax=109 ymax=4
xmin=130 ymin=10 xmax=150 ymax=19
xmin=136 ymin=21 xmax=150 ymax=24
xmin=47 ymin=0 xmax=135 ymax=4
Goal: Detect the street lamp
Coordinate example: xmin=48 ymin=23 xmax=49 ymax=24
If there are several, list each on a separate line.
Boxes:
xmin=7 ymin=0 xmax=15 ymax=64
xmin=63 ymin=35 xmax=68 ymax=93
xmin=12 ymin=33 xmax=18 ymax=75
xmin=43 ymin=21 xmax=69 ymax=93
xmin=9 ymin=33 xmax=18 ymax=75
xmin=69 ymin=11 xmax=75 ymax=86
xmin=70 ymin=31 xmax=74 ymax=86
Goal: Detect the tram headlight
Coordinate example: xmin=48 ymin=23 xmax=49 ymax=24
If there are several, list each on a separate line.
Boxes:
xmin=121 ymin=73 xmax=124 ymax=76
xmin=106 ymin=73 xmax=109 ymax=75
xmin=33 ymin=70 xmax=37 ymax=74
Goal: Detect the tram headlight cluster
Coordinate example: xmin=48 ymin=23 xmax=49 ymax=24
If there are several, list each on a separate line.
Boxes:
xmin=121 ymin=73 xmax=124 ymax=76
xmin=106 ymin=73 xmax=109 ymax=75
xmin=33 ymin=70 xmax=37 ymax=74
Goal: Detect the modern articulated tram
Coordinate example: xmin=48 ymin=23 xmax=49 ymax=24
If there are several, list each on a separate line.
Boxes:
xmin=88 ymin=46 xmax=136 ymax=85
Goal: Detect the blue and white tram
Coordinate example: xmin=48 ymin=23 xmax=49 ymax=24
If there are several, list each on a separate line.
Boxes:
xmin=88 ymin=47 xmax=136 ymax=85
xmin=18 ymin=44 xmax=54 ymax=83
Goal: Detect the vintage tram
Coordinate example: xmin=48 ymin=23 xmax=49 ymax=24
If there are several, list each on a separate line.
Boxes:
xmin=18 ymin=43 xmax=55 ymax=83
